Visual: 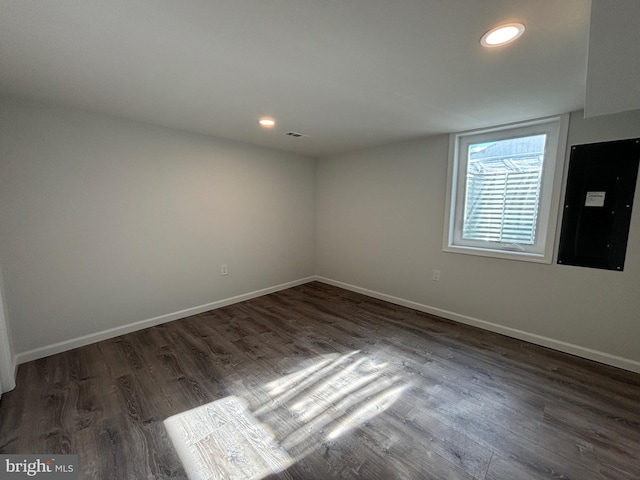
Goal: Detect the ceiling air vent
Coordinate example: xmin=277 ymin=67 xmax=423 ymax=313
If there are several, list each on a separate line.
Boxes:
xmin=285 ymin=131 xmax=309 ymax=138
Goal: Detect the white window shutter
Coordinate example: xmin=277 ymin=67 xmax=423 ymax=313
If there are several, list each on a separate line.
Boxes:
xmin=463 ymin=168 xmax=542 ymax=245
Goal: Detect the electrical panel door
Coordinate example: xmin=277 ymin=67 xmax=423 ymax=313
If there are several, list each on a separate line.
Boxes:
xmin=557 ymin=138 xmax=639 ymax=271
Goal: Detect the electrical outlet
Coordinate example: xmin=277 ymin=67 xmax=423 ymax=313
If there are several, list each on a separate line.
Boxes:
xmin=220 ymin=264 xmax=228 ymax=276
xmin=432 ymin=269 xmax=441 ymax=281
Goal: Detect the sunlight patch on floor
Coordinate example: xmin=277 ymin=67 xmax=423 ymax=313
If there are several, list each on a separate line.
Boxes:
xmin=165 ymin=351 xmax=408 ymax=480
xmin=165 ymin=395 xmax=292 ymax=480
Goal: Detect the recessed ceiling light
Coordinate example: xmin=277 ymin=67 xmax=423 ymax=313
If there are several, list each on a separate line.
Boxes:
xmin=259 ymin=117 xmax=276 ymax=128
xmin=480 ymin=23 xmax=525 ymax=47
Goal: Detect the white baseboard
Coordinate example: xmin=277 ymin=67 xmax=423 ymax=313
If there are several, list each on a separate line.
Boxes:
xmin=15 ymin=276 xmax=316 ymax=365
xmin=314 ymin=276 xmax=640 ymax=374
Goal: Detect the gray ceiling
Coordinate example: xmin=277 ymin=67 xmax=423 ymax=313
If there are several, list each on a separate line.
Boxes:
xmin=0 ymin=1 xmax=636 ymax=157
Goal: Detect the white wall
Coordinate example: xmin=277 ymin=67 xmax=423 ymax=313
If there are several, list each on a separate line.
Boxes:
xmin=316 ymin=109 xmax=640 ymax=371
xmin=0 ymin=97 xmax=316 ymax=360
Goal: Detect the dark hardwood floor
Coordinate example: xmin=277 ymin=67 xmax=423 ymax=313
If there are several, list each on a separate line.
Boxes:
xmin=1 ymin=281 xmax=639 ymax=479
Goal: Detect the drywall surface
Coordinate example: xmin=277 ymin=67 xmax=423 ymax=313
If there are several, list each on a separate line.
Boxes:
xmin=0 ymin=97 xmax=315 ymax=355
xmin=316 ymin=109 xmax=640 ymax=366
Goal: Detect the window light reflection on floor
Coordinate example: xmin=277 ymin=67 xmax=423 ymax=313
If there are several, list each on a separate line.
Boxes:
xmin=164 ymin=350 xmax=408 ymax=480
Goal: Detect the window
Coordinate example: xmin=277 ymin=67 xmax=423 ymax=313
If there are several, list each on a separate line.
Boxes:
xmin=443 ymin=115 xmax=569 ymax=263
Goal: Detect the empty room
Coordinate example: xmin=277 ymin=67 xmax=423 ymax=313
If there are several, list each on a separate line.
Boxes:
xmin=1 ymin=1 xmax=639 ymax=479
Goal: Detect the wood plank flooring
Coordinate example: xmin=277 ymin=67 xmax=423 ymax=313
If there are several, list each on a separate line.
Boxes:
xmin=1 ymin=281 xmax=639 ymax=479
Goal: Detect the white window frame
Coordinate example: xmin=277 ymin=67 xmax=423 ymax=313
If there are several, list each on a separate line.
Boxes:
xmin=443 ymin=114 xmax=569 ymax=263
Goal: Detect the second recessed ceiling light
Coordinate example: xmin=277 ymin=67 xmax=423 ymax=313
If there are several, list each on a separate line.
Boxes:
xmin=259 ymin=117 xmax=276 ymax=128
xmin=481 ymin=23 xmax=525 ymax=47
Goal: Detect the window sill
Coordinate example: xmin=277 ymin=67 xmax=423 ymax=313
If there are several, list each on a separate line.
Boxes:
xmin=443 ymin=244 xmax=552 ymax=264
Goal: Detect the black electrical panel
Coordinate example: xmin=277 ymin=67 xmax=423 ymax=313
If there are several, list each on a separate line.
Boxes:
xmin=557 ymin=138 xmax=640 ymax=271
